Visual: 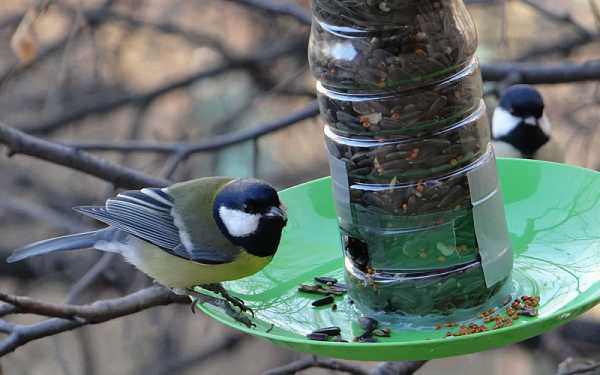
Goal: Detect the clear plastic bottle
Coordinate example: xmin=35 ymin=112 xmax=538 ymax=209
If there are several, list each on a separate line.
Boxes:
xmin=309 ymin=0 xmax=513 ymax=318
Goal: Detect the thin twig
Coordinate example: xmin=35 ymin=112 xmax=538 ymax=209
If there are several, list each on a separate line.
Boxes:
xmin=64 ymin=101 xmax=319 ymax=154
xmin=15 ymin=38 xmax=307 ymax=134
xmin=222 ymin=0 xmax=311 ymax=25
xmin=262 ymin=356 xmax=369 ymax=375
xmin=156 ymin=333 xmax=248 ymax=375
xmin=520 ymin=0 xmax=590 ymax=36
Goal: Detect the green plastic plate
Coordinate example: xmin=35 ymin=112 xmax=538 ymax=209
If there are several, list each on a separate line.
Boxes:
xmin=195 ymin=159 xmax=600 ymax=361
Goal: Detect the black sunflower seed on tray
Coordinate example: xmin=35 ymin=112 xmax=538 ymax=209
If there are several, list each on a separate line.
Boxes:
xmin=312 ymin=295 xmax=335 ymax=307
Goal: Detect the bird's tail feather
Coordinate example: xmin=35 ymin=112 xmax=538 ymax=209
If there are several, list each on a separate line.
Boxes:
xmin=7 ymin=230 xmax=103 ymax=263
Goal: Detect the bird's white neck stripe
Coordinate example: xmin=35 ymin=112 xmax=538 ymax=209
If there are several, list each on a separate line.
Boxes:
xmin=492 ymin=107 xmax=521 ymax=138
xmin=218 ymin=206 xmax=260 ymax=238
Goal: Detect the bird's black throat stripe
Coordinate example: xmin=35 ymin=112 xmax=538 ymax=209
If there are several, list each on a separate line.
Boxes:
xmin=498 ymin=123 xmax=550 ymax=157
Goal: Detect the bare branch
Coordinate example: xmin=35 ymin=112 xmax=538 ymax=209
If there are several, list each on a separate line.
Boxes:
xmin=66 ymin=253 xmax=117 ymax=304
xmin=156 ymin=333 xmax=248 ymax=375
xmin=0 ymin=122 xmax=168 ymax=189
xmin=520 ymin=0 xmax=590 ymax=36
xmin=557 ymin=358 xmax=600 ymax=375
xmin=15 ymin=38 xmax=306 ymax=135
xmin=515 ymin=33 xmax=596 ymax=61
xmin=370 ymin=361 xmax=427 ymax=375
xmin=64 ymin=101 xmax=319 ymax=154
xmin=222 ymin=0 xmax=311 ymax=25
xmin=101 ymin=10 xmax=234 ymax=58
xmin=66 ymin=100 xmax=319 ymax=176
xmin=262 ymin=356 xmax=369 ymax=375
xmin=0 ymin=286 xmax=187 ymax=356
xmin=481 ymin=61 xmax=600 ymax=84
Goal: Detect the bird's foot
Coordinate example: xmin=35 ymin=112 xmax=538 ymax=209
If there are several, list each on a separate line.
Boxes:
xmin=186 ymin=288 xmax=222 ymax=314
xmin=223 ymin=303 xmax=255 ymax=328
xmin=201 ymin=283 xmax=254 ymax=317
xmin=186 ymin=287 xmax=255 ymax=328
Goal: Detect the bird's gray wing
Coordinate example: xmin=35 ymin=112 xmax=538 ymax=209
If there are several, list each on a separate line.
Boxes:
xmin=74 ymin=188 xmax=236 ymax=264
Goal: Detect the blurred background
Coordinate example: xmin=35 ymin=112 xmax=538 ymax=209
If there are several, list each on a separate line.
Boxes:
xmin=0 ymin=0 xmax=599 ymax=374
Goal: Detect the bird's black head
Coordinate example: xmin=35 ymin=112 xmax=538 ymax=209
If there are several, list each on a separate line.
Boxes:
xmin=493 ymin=84 xmax=551 ymax=157
xmin=499 ymin=84 xmax=545 ymax=119
xmin=213 ymin=179 xmax=287 ymax=258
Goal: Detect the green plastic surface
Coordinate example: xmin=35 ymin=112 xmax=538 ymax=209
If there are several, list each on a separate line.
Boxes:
xmin=195 ymin=159 xmax=600 ymax=361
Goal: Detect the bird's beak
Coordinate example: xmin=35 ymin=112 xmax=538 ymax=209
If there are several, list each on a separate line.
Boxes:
xmin=524 ymin=116 xmax=537 ymax=126
xmin=265 ymin=205 xmax=287 ymax=223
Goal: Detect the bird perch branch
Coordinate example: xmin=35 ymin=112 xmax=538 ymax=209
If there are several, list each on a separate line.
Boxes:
xmin=0 ymin=286 xmax=188 ymax=356
xmin=0 ymin=122 xmax=168 ymax=189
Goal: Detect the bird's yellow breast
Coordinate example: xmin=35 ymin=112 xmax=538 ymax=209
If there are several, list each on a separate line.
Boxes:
xmin=124 ymin=241 xmax=273 ymax=288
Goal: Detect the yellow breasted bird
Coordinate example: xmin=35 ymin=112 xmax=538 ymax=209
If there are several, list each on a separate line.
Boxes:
xmin=7 ymin=177 xmax=288 ymax=326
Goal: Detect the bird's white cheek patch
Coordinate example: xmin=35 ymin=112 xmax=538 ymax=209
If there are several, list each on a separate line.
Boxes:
xmin=492 ymin=107 xmax=521 ymax=138
xmin=219 ymin=207 xmax=260 ymax=237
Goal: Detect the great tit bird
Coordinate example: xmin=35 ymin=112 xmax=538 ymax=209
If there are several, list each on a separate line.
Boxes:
xmin=7 ymin=177 xmax=287 ymax=326
xmin=492 ymin=84 xmax=564 ymax=162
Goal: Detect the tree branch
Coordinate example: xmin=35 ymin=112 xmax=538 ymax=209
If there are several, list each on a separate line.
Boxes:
xmin=222 ymin=0 xmax=311 ymax=25
xmin=263 ymin=356 xmax=368 ymax=375
xmin=557 ymin=358 xmax=600 ymax=375
xmin=262 ymin=357 xmax=425 ymax=375
xmin=520 ymin=0 xmax=590 ymax=37
xmin=63 ymin=101 xmax=319 ymax=154
xmin=14 ymin=37 xmax=307 ymax=135
xmin=156 ymin=333 xmax=248 ymax=375
xmin=0 ymin=122 xmax=168 ymax=189
xmin=370 ymin=361 xmax=426 ymax=375
xmin=64 ymin=100 xmax=319 ymax=176
xmin=0 ymin=286 xmax=187 ymax=357
xmin=481 ymin=61 xmax=600 ymax=84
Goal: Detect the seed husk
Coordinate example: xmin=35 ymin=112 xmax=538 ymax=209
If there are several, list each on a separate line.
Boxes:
xmin=311 ymin=326 xmax=342 ymax=336
xmin=314 ymin=276 xmax=338 ymax=285
xmin=307 ymin=332 xmax=330 ymax=341
xmin=299 ymin=284 xmax=346 ymax=296
xmin=312 ymin=295 xmax=335 ymax=307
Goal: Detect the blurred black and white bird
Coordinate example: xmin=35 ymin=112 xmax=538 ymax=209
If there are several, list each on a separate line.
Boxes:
xmin=492 ymin=84 xmax=564 ymax=162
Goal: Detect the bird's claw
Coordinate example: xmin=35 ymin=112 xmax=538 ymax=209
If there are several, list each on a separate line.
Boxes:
xmin=187 ymin=287 xmax=255 ymax=327
xmin=223 ymin=302 xmax=256 ymax=328
xmin=224 ymin=295 xmax=254 ymax=318
xmin=203 ymin=284 xmax=255 ymax=318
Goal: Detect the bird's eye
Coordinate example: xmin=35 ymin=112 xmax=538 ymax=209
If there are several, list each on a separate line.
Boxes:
xmin=244 ymin=201 xmax=257 ymax=213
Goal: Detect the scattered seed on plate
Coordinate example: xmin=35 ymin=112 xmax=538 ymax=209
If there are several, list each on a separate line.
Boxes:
xmin=311 ymin=326 xmax=341 ymax=336
xmin=312 ymin=295 xmax=335 ymax=307
xmin=298 ymin=284 xmax=345 ymax=296
xmin=314 ymin=276 xmax=338 ymax=285
xmin=307 ymin=332 xmax=330 ymax=341
xmin=372 ymin=328 xmax=391 ymax=337
xmin=358 ymin=316 xmax=379 ymax=332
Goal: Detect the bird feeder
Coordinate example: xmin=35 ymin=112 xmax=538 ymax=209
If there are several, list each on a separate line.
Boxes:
xmin=309 ymin=0 xmax=513 ymax=319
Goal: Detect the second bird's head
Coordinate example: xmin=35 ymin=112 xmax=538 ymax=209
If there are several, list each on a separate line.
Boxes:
xmin=213 ymin=179 xmax=287 ymax=257
xmin=492 ymin=84 xmax=552 ymax=157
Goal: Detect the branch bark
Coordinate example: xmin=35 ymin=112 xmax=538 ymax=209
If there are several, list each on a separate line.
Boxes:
xmin=222 ymin=0 xmax=311 ymax=25
xmin=481 ymin=61 xmax=600 ymax=84
xmin=262 ymin=357 xmax=425 ymax=375
xmin=0 ymin=122 xmax=168 ymax=189
xmin=0 ymin=286 xmax=187 ymax=357
xmin=14 ymin=37 xmax=307 ymax=135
